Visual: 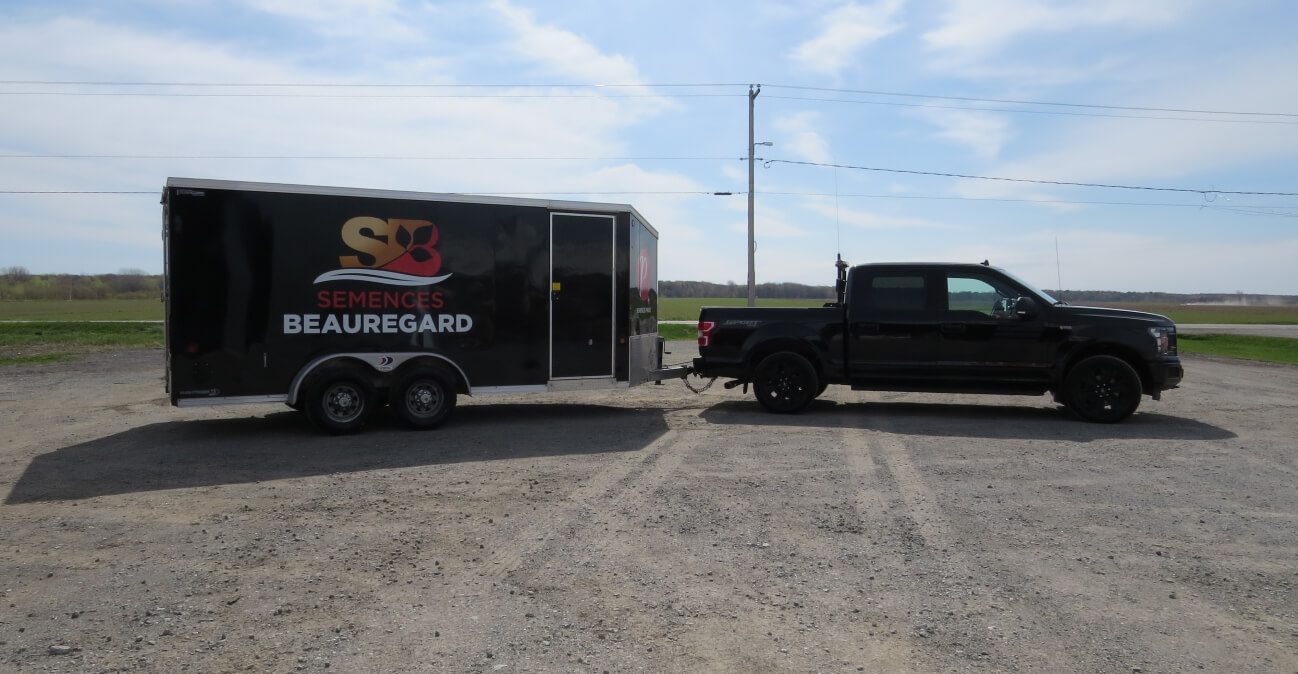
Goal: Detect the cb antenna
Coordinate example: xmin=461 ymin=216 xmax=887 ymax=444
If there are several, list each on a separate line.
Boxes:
xmin=1055 ymin=234 xmax=1064 ymax=301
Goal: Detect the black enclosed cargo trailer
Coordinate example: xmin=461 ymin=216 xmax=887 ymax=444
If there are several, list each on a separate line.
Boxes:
xmin=162 ymin=178 xmax=678 ymax=433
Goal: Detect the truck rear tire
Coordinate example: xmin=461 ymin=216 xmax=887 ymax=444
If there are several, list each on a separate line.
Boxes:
xmin=390 ymin=365 xmax=457 ymax=429
xmin=753 ymin=352 xmax=819 ymax=414
xmin=304 ymin=368 xmax=375 ymax=434
xmin=1062 ymin=355 xmax=1142 ymax=423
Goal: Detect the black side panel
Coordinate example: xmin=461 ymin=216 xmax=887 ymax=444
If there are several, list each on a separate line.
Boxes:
xmin=550 ymin=213 xmax=615 ymax=378
xmin=165 ymin=186 xmax=555 ymax=401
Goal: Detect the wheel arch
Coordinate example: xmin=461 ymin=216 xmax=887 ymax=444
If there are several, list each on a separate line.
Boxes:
xmin=742 ymin=333 xmax=829 ymax=385
xmin=1059 ymin=343 xmax=1152 ymax=395
xmin=288 ymin=352 xmax=471 ymax=407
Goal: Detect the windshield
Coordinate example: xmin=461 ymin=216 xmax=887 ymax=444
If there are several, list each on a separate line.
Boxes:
xmin=998 ymin=268 xmax=1061 ymax=305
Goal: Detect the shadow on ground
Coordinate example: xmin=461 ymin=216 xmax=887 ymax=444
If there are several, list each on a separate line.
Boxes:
xmin=5 ymin=403 xmax=668 ymax=504
xmin=700 ymin=399 xmax=1236 ymax=442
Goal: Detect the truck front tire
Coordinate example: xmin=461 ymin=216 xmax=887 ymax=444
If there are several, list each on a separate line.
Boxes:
xmin=304 ymin=368 xmax=375 ymax=434
xmin=1063 ymin=355 xmax=1142 ymax=423
xmin=753 ymin=352 xmax=819 ymax=414
xmin=390 ymin=365 xmax=457 ymax=429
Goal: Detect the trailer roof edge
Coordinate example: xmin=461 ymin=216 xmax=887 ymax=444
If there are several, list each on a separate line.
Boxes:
xmin=164 ymin=177 xmax=657 ymax=237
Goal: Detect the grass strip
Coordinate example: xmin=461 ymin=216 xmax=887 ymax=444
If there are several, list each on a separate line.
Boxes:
xmin=0 ymin=321 xmax=165 ymax=347
xmin=1176 ymin=334 xmax=1298 ymax=366
xmin=657 ymin=323 xmax=697 ymax=341
xmin=0 ymin=322 xmax=165 ymax=365
xmin=3 ymin=320 xmax=1294 ymax=369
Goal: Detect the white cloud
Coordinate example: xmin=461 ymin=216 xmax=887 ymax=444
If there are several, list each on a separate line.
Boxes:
xmin=924 ymin=0 xmax=1187 ymax=58
xmin=0 ymin=11 xmax=695 ymax=273
xmin=774 ymin=111 xmax=832 ymax=164
xmin=238 ymin=0 xmax=421 ymax=41
xmin=804 ymin=196 xmax=946 ymax=230
xmin=953 ymin=49 xmax=1298 ymax=202
xmin=789 ymin=0 xmax=906 ymax=75
xmin=729 ymin=210 xmax=808 ymax=239
xmin=490 ymin=0 xmax=643 ymax=84
xmin=919 ymin=109 xmax=1011 ymax=159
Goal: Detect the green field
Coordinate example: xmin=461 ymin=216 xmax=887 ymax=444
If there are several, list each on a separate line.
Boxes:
xmin=6 ymin=297 xmax=1294 ymax=325
xmin=0 ymin=298 xmax=163 ymax=321
xmin=1097 ymin=302 xmax=1298 ymax=325
xmin=3 ymin=297 xmax=1296 ymax=367
xmin=1177 ymin=334 xmax=1298 ymax=366
xmin=659 ymin=297 xmax=829 ymax=321
xmin=0 ymin=321 xmax=164 ymax=365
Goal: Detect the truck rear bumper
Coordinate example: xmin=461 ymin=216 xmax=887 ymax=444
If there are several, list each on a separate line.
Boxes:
xmin=692 ymin=356 xmax=748 ymax=381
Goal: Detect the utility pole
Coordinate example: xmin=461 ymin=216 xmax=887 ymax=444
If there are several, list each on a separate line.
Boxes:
xmin=747 ymin=84 xmax=760 ymax=308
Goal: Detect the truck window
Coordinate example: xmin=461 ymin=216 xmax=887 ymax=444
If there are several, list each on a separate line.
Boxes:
xmin=851 ymin=274 xmax=928 ymax=316
xmin=946 ymin=274 xmax=1016 ymax=318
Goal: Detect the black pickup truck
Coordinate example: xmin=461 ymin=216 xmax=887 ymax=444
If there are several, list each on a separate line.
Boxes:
xmin=692 ymin=260 xmax=1182 ymax=422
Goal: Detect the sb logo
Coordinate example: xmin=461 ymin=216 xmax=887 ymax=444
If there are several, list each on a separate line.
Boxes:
xmin=339 ymin=217 xmax=442 ymax=277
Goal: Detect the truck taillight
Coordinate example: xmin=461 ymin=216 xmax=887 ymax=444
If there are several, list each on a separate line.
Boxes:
xmin=698 ymin=321 xmax=717 ymax=347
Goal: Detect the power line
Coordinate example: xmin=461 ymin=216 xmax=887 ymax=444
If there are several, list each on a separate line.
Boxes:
xmin=764 ymin=85 xmax=1298 ymax=119
xmin=0 ymin=80 xmax=1293 ymax=120
xmin=0 ymin=91 xmax=733 ymax=100
xmin=4 ymin=188 xmax=1295 ymax=216
xmin=764 ymin=159 xmax=1298 ymax=197
xmin=0 ymin=154 xmax=741 ymax=161
xmin=0 ymin=81 xmax=742 ymax=88
xmin=763 ymin=95 xmax=1298 ymax=126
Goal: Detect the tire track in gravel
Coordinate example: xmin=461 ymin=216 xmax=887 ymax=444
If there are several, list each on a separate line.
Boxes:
xmin=852 ymin=408 xmax=1149 ymax=672
xmin=836 ymin=410 xmax=1015 ymax=669
xmin=476 ymin=424 xmax=696 ymax=583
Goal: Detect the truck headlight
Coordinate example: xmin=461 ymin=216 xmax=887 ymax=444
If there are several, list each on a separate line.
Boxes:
xmin=1148 ymin=327 xmax=1174 ymax=355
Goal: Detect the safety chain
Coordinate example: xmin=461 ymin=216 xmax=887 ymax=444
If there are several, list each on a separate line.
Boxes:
xmin=683 ymin=375 xmax=717 ymax=394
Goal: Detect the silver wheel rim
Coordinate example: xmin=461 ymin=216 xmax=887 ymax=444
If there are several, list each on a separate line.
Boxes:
xmin=323 ymin=383 xmax=364 ymax=423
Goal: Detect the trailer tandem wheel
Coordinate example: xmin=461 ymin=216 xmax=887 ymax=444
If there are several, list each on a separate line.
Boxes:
xmin=390 ymin=364 xmax=457 ymax=429
xmin=304 ymin=366 xmax=376 ymax=434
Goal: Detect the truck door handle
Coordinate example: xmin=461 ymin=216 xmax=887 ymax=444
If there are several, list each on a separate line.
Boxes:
xmin=851 ymin=322 xmax=879 ymax=335
xmin=940 ymin=323 xmax=967 ymax=335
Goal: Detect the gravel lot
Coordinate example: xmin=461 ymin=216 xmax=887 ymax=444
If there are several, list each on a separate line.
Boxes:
xmin=1 ymin=344 xmax=1296 ymax=673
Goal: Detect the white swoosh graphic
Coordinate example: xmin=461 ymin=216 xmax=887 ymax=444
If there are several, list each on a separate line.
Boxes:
xmin=313 ymin=269 xmax=454 ymax=286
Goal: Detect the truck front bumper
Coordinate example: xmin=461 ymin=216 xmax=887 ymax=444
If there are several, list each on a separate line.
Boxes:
xmin=1148 ymin=356 xmax=1183 ymax=395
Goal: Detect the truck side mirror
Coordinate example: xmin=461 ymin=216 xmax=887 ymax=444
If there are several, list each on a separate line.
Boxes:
xmin=1015 ymin=296 xmax=1038 ymax=319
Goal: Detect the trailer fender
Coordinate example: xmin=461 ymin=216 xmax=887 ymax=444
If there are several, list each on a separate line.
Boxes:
xmin=288 ymin=352 xmax=471 ymax=407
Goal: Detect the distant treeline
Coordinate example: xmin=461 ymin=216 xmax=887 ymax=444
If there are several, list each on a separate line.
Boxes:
xmin=1048 ymin=290 xmax=1298 ymax=306
xmin=0 ymin=267 xmax=159 ymax=301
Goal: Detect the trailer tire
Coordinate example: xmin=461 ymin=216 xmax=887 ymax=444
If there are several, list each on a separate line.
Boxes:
xmin=390 ymin=365 xmax=457 ymax=429
xmin=304 ymin=367 xmax=375 ymax=434
xmin=753 ymin=352 xmax=819 ymax=414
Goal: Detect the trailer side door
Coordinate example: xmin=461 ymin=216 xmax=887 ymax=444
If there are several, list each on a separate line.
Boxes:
xmin=550 ymin=213 xmax=616 ymax=380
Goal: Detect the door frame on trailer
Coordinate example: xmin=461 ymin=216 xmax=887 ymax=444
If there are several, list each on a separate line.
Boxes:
xmin=548 ymin=211 xmax=617 ymax=384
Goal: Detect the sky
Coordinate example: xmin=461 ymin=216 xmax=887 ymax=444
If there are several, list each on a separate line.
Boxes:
xmin=1 ymin=0 xmax=1296 ymax=295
